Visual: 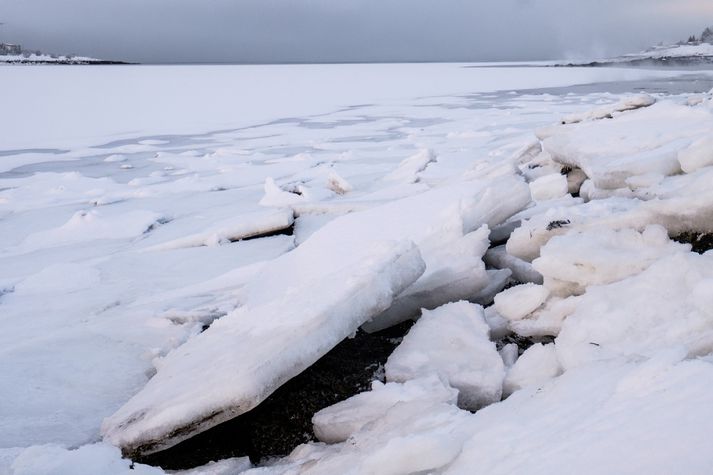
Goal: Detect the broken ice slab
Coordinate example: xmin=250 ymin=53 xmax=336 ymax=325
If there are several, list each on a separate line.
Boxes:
xmin=102 ymin=240 xmax=425 ymax=456
xmin=102 ymin=176 xmax=528 ymax=455
xmin=142 ymin=209 xmax=295 ymax=251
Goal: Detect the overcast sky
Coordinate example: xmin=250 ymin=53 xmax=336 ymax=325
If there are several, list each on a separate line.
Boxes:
xmin=2 ymin=0 xmax=713 ymax=63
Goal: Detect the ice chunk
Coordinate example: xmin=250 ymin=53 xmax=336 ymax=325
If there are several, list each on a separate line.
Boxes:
xmin=471 ymin=268 xmax=512 ymax=306
xmin=362 ymin=176 xmax=530 ymax=332
xmin=484 ymin=306 xmax=510 ymax=340
xmin=362 ymin=226 xmax=490 ymax=333
xmin=532 ymin=225 xmax=689 ymax=293
xmin=312 ymin=376 xmax=458 ymax=444
xmin=529 ymin=173 xmax=568 ymax=201
xmin=385 ymin=302 xmax=504 ymax=411
xmin=175 ymin=457 xmax=252 ymax=475
xmin=257 ymin=357 xmax=713 ymax=475
xmin=383 ymin=148 xmax=436 ymax=183
xmin=556 ymin=252 xmax=713 ymax=370
xmin=259 ymin=177 xmax=306 ymax=207
xmin=484 ymin=245 xmax=543 ymax=285
xmin=503 ymin=343 xmax=561 ymax=396
xmin=545 ymin=101 xmax=713 ymax=189
xmin=103 ymin=240 xmax=425 ymax=455
xmin=325 ymin=169 xmax=353 ymax=195
xmin=493 ymin=283 xmax=549 ymax=321
xmin=560 ymin=94 xmax=655 ymax=124
xmin=143 ymin=209 xmax=294 ymax=251
xmin=499 ymin=343 xmax=519 ymax=368
xmin=250 ymin=401 xmax=474 ymax=475
xmin=678 ymin=136 xmax=713 ymax=174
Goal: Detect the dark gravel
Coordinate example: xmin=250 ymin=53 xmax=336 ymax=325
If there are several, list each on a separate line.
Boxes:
xmin=136 ymin=321 xmax=414 ymax=470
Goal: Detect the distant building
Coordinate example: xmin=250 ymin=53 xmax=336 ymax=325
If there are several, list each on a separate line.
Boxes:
xmin=0 ymin=43 xmax=22 ymax=55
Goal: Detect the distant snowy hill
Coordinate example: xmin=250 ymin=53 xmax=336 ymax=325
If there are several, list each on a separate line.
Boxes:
xmin=0 ymin=52 xmax=127 ymax=64
xmin=561 ymin=25 xmax=713 ymax=67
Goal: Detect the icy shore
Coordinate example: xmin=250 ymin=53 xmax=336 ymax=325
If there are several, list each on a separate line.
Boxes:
xmin=2 ymin=64 xmax=713 ymax=474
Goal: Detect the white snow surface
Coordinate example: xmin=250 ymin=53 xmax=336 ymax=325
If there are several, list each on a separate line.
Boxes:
xmin=4 ymin=64 xmax=713 ymax=474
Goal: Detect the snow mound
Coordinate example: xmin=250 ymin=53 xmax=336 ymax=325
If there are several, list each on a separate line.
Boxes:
xmin=555 ymin=252 xmax=713 ymax=370
xmin=385 ymin=302 xmax=504 ymax=411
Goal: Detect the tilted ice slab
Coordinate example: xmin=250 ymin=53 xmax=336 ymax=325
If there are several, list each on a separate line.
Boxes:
xmin=142 ymin=209 xmax=294 ymax=251
xmin=382 ymin=148 xmax=437 ymax=184
xmin=484 ymin=245 xmax=543 ymax=284
xmin=103 ymin=177 xmax=527 ymax=454
xmin=385 ymin=302 xmax=505 ymax=411
xmin=362 ymin=176 xmax=530 ymax=332
xmin=361 ymin=226 xmax=491 ymax=333
xmin=543 ymin=100 xmax=713 ymax=189
xmin=103 ymin=240 xmax=425 ymax=455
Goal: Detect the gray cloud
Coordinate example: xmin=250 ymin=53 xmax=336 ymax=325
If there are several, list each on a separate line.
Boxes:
xmin=1 ymin=0 xmax=711 ymax=63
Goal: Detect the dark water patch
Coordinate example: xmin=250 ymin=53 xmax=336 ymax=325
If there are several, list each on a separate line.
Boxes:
xmin=136 ymin=321 xmax=414 ymax=470
xmin=673 ymin=231 xmax=713 ymax=254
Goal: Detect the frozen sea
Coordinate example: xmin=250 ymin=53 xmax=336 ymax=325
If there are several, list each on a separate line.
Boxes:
xmin=2 ymin=63 xmax=713 ymax=474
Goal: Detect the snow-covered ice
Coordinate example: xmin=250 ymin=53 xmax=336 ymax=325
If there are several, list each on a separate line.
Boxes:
xmin=311 ymin=376 xmax=458 ymax=444
xmin=385 ymin=302 xmax=504 ymax=411
xmin=4 ymin=63 xmax=713 ymax=474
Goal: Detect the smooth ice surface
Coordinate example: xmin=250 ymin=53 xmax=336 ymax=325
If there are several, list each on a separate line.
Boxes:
xmin=0 ymin=64 xmax=688 ymax=150
xmin=385 ymin=302 xmax=504 ymax=411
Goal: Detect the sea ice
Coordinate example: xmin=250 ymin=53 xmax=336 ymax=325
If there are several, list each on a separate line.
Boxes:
xmin=385 ymin=302 xmax=504 ymax=411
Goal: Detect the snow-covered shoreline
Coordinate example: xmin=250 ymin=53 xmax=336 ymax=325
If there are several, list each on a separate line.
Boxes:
xmin=0 ymin=53 xmax=126 ymax=65
xmin=2 ymin=65 xmax=713 ymax=474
